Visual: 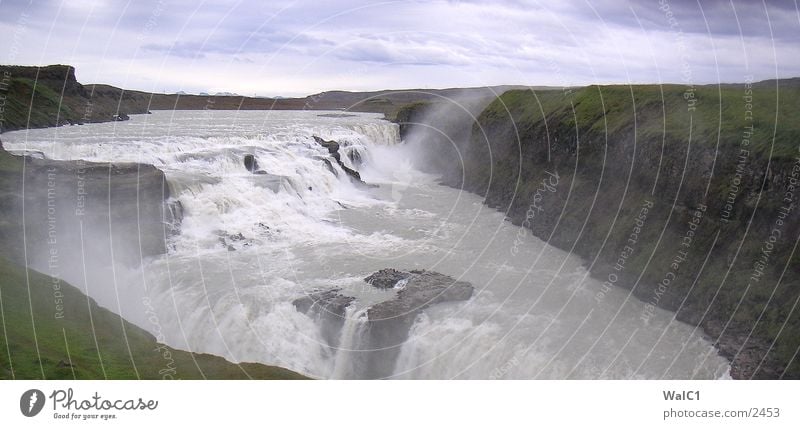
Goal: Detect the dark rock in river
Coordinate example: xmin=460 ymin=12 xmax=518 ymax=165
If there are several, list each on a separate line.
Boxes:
xmin=362 ymin=269 xmax=473 ymax=378
xmin=340 ymin=164 xmax=363 ymax=182
xmin=243 ymin=154 xmax=273 ymax=175
xmin=366 ymin=269 xmax=473 ymax=322
xmin=313 ymin=136 xmax=340 ymax=154
xmin=364 ymin=268 xmax=407 ymax=289
xmin=291 ymin=269 xmax=473 ymax=378
xmin=244 ymin=154 xmax=259 ymax=172
xmin=293 ymin=289 xmax=356 ymax=347
xmin=293 ymin=289 xmax=354 ymax=318
xmin=312 ymin=135 xmax=369 ymax=185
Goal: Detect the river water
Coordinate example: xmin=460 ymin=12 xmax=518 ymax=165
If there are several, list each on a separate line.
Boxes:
xmin=2 ymin=110 xmax=730 ymax=379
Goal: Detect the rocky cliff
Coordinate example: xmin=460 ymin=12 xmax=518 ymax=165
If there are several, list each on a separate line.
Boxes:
xmin=0 ymin=65 xmax=154 ymax=132
xmin=398 ymin=81 xmax=800 ymax=379
xmin=0 ymin=140 xmax=174 ymax=269
xmin=0 ymin=143 xmax=306 ymax=379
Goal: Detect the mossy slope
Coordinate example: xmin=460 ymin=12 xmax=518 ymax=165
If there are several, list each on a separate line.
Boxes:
xmin=409 ymin=80 xmax=800 ymax=378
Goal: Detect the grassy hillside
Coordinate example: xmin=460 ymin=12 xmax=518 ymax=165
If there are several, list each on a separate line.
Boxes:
xmin=0 ymin=64 xmax=530 ymax=133
xmin=0 ymin=257 xmax=306 ymax=380
xmin=406 ymin=80 xmax=800 ymax=378
xmin=0 ymin=146 xmax=306 ymax=379
xmin=0 ymin=65 xmax=152 ymax=131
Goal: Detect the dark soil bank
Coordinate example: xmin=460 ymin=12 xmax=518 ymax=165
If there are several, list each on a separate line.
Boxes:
xmin=397 ymin=80 xmax=800 ymax=379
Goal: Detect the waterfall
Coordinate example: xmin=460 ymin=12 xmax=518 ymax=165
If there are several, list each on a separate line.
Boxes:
xmin=330 ymin=306 xmax=370 ymax=379
xmin=1 ymin=110 xmax=730 ymax=380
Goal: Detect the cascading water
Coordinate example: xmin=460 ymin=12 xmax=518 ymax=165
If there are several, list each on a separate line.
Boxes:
xmin=330 ymin=306 xmax=370 ymax=379
xmin=2 ymin=110 xmax=731 ymax=379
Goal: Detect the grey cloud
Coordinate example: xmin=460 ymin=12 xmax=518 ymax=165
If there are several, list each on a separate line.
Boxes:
xmin=0 ymin=0 xmax=797 ymax=94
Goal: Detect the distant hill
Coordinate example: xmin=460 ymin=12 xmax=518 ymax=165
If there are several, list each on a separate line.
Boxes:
xmin=0 ymin=64 xmax=537 ymax=133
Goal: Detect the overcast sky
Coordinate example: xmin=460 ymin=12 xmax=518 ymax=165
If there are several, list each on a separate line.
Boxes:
xmin=1 ymin=0 xmax=798 ymax=96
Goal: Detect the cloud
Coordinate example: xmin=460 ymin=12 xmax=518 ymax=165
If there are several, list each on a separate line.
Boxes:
xmin=0 ymin=0 xmax=797 ymax=96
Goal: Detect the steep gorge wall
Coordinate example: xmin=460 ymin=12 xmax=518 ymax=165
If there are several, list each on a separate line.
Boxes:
xmin=400 ymin=81 xmax=800 ymax=379
xmin=0 ymin=65 xmax=153 ymax=132
xmin=0 ymin=141 xmax=173 ymax=270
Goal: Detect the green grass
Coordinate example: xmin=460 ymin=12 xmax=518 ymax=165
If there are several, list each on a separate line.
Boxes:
xmin=0 ymin=148 xmax=307 ymax=380
xmin=1 ymin=77 xmax=78 ymax=131
xmin=461 ymin=80 xmax=800 ymax=378
xmin=482 ymin=83 xmax=800 ymax=161
xmin=0 ymin=256 xmax=308 ymax=380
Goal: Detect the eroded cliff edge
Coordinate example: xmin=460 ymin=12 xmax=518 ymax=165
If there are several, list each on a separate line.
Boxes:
xmin=397 ymin=80 xmax=800 ymax=379
xmin=0 ymin=143 xmax=306 ymax=379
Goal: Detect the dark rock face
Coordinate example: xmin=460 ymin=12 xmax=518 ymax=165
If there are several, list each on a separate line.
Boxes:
xmin=0 ymin=65 xmax=153 ymax=132
xmin=708 ymin=320 xmax=783 ymax=379
xmin=364 ymin=268 xmax=407 ymax=289
xmin=340 ymin=164 xmax=363 ymax=183
xmin=362 ymin=269 xmax=473 ymax=378
xmin=244 ymin=154 xmax=259 ymax=172
xmin=366 ymin=270 xmax=473 ymax=321
xmin=293 ymin=289 xmax=356 ymax=348
xmin=313 ymin=136 xmax=340 ymax=155
xmin=0 ymin=145 xmax=177 ymax=271
xmin=291 ymin=269 xmax=473 ymax=378
xmin=313 ymin=136 xmax=367 ymax=185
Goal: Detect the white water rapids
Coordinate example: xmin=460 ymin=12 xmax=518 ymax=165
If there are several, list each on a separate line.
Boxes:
xmin=3 ymin=110 xmax=730 ymax=379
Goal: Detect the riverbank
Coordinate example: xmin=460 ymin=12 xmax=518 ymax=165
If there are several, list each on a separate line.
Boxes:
xmin=395 ymin=79 xmax=800 ymax=379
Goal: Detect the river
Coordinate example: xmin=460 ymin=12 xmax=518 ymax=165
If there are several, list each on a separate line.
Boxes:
xmin=2 ymin=110 xmax=730 ymax=379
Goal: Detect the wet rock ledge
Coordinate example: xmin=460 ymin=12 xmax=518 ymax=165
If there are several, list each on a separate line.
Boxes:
xmin=293 ymin=268 xmax=473 ymax=378
xmin=0 ymin=141 xmax=178 ymax=268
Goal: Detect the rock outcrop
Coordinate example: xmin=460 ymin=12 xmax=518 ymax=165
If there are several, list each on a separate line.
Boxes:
xmin=243 ymin=153 xmax=260 ymax=173
xmin=0 ymin=142 xmax=176 ymax=270
xmin=361 ymin=269 xmax=473 ymax=377
xmin=365 ymin=269 xmax=473 ymax=322
xmin=313 ymin=136 xmax=367 ymax=185
xmin=293 ymin=289 xmax=356 ymax=348
xmin=364 ymin=268 xmax=407 ymax=289
xmin=292 ymin=269 xmax=473 ymax=378
xmin=0 ymin=65 xmax=152 ymax=132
